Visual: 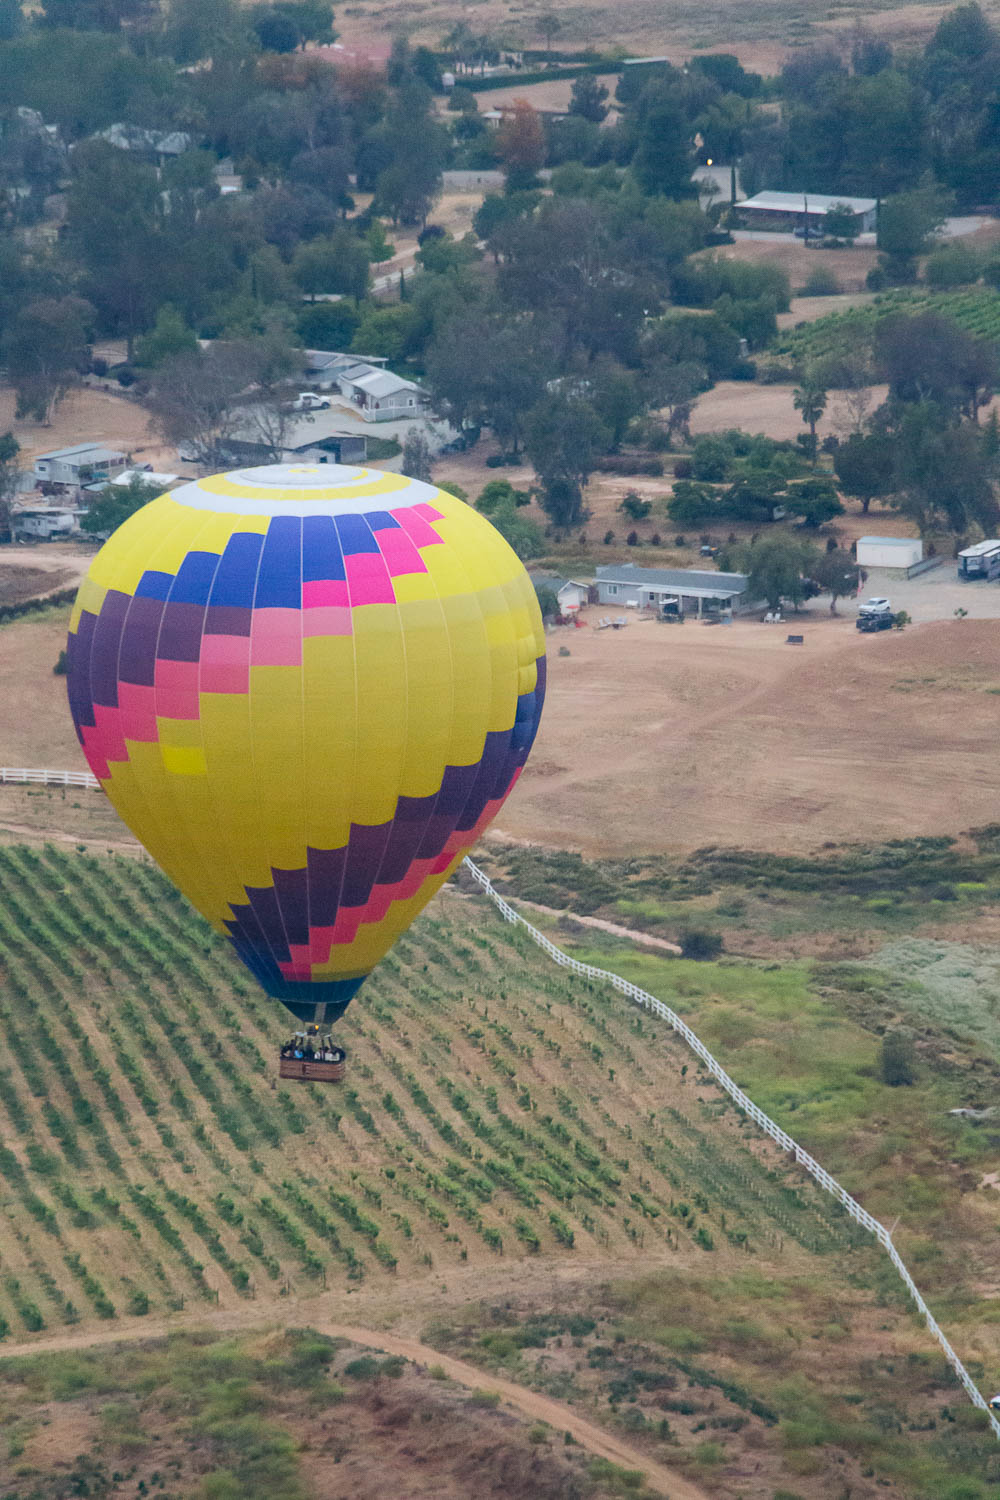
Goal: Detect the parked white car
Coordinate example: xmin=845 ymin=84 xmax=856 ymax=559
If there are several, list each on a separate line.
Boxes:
xmin=289 ymin=392 xmax=330 ymax=411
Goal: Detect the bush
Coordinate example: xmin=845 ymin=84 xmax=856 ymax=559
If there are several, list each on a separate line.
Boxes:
xmin=799 ymin=266 xmax=841 ymax=297
xmin=680 ymin=929 xmax=724 ymax=960
xmin=90 ymin=357 xmax=108 ymax=377
xmin=114 ymin=365 xmax=136 ymax=387
xmin=619 ymin=490 xmax=652 ymax=520
xmin=53 ymin=650 xmax=68 ymax=675
xmin=603 ymin=529 xmax=615 ymax=544
xmin=866 ymin=265 xmax=889 ymax=291
xmin=673 ymin=458 xmax=693 ymax=479
xmin=925 ymin=244 xmax=980 ymax=288
xmin=879 ymin=1031 xmax=916 ymax=1086
xmin=626 ymin=530 xmax=639 ymax=546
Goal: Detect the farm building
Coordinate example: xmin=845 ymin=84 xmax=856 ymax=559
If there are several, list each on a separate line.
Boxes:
xmin=530 ymin=574 xmax=593 ymax=615
xmin=857 ymin=536 xmax=923 ymax=571
xmin=33 ymin=443 xmax=128 ymax=494
xmin=738 ymin=191 xmax=877 ymax=233
xmin=596 ymin=563 xmax=750 ymax=616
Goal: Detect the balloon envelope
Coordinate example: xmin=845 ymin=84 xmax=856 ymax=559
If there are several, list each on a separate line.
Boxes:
xmin=66 ymin=464 xmax=545 ymax=1022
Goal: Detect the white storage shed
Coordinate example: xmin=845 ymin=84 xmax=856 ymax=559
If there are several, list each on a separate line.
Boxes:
xmin=856 ymin=536 xmax=923 ymax=571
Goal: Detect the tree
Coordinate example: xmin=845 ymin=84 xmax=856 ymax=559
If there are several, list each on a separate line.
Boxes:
xmin=813 ymin=547 xmax=860 ymax=613
xmin=486 ymin=499 xmax=545 ymax=559
xmin=823 ymin=202 xmax=860 ymax=242
xmin=134 ymin=306 xmax=199 ymax=368
xmin=833 ymin=432 xmax=895 ymax=513
xmin=253 ymin=8 xmax=301 ymax=51
xmin=667 ymin=480 xmax=720 ymax=525
xmin=80 ymin=474 xmax=162 ymax=537
xmin=537 ymin=13 xmax=562 ymax=54
xmin=525 ymin=391 xmax=610 ymax=530
xmin=66 ymin=140 xmax=164 ymax=357
xmin=496 ymin=101 xmax=546 ymax=191
xmin=425 ymin=311 xmax=557 ymax=454
xmin=144 ymin=342 xmax=282 ymax=470
xmin=894 ymin=402 xmax=998 ymax=533
xmin=793 ymin=381 xmax=828 ymax=464
xmin=375 ymin=82 xmax=447 ymax=225
xmin=569 ymin=75 xmax=609 ymax=123
xmin=785 ymin=476 xmax=844 ymax=527
xmin=4 ymin=295 xmax=93 ymax=425
xmin=0 ymin=1 xmax=24 ymax=40
xmin=292 ymin=231 xmax=370 ymax=302
xmin=631 ymin=87 xmax=695 ymax=198
xmin=0 ymin=431 xmax=20 ymax=539
xmin=402 ymin=427 xmax=433 ymax=483
xmin=723 ymin=532 xmax=820 ymax=612
xmin=477 ymin=479 xmax=530 ymax=512
xmin=876 ymin=183 xmax=951 ymax=280
xmin=298 ymin=300 xmax=360 ymax=348
xmin=875 ymin=311 xmax=996 ymax=420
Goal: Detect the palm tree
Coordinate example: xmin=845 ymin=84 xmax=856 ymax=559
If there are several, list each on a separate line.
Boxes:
xmin=793 ymin=382 xmax=828 ymax=466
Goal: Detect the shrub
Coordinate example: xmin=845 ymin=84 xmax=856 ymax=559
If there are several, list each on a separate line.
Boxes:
xmin=626 ymin=530 xmax=639 ymax=546
xmin=679 ymin=929 xmax=724 ymax=960
xmin=53 ymin=650 xmax=68 ymax=675
xmin=879 ymin=1031 xmax=916 ymax=1086
xmin=619 ymin=490 xmax=652 ymax=520
xmin=603 ymin=529 xmax=615 ymax=544
xmin=673 ymin=458 xmax=693 ymax=479
xmin=799 ymin=266 xmax=841 ymax=297
xmin=468 ymin=1388 xmax=502 ymax=1408
xmin=925 ymin=244 xmax=980 ymax=288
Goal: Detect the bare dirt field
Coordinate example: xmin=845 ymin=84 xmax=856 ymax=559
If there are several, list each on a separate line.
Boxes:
xmin=493 ymin=615 xmax=1000 ymax=856
xmin=0 ymin=381 xmax=177 ymax=471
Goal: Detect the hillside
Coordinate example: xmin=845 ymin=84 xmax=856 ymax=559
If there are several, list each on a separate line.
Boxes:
xmin=2 ymin=843 xmax=999 ymax=1496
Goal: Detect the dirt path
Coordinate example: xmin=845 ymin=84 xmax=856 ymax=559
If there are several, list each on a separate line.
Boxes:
xmin=0 ymin=1298 xmax=709 ymax=1500
xmin=509 ymin=896 xmax=682 ymax=954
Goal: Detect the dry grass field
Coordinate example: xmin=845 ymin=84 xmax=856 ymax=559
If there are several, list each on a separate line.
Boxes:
xmin=333 ymin=0 xmax=982 ymax=72
xmin=6 ymin=611 xmax=1000 ymax=863
xmin=498 ymin=617 xmax=1000 ymax=857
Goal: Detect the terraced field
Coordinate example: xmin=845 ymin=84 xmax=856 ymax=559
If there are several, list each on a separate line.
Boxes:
xmin=0 ymin=843 xmax=865 ymax=1341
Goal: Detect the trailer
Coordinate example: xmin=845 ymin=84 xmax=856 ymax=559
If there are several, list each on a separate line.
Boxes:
xmin=958 ymin=540 xmax=1000 ymax=580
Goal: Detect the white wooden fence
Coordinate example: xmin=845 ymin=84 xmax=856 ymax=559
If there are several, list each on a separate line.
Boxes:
xmin=1 ymin=767 xmax=101 ymax=789
xmin=462 ymin=855 xmax=1000 ymax=1439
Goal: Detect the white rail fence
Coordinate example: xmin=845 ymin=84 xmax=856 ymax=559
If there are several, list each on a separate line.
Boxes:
xmin=2 ymin=764 xmax=994 ymax=1433
xmin=462 ymin=855 xmax=1000 ymax=1440
xmin=1 ymin=768 xmax=101 ymax=789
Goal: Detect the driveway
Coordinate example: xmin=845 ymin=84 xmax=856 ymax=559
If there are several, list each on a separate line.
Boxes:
xmin=852 ymin=563 xmax=1000 ymax=624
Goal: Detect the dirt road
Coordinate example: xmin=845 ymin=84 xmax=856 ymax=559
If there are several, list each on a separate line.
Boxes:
xmin=0 ymin=1295 xmax=709 ymax=1500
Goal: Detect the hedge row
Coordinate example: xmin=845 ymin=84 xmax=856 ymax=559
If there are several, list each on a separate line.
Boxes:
xmin=0 ymin=587 xmax=77 ymax=625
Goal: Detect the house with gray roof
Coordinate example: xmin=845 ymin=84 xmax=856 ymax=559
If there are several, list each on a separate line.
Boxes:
xmin=596 ymin=562 xmax=750 ymax=616
xmin=33 ymin=442 xmax=128 ymax=494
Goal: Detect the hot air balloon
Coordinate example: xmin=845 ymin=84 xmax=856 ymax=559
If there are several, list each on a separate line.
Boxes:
xmin=66 ymin=464 xmax=546 ymax=1078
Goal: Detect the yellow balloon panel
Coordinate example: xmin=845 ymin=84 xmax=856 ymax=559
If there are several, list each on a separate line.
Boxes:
xmin=66 ymin=465 xmax=545 ymax=1019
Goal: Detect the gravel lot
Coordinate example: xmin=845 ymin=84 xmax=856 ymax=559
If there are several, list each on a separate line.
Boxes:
xmin=857 ymin=564 xmax=1000 ymax=624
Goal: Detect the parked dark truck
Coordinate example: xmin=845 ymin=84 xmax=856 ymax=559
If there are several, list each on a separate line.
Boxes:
xmin=856 ymin=597 xmax=894 ymax=632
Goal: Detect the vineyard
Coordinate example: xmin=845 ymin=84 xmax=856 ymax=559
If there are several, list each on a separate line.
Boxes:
xmin=0 ymin=842 xmax=868 ymax=1342
xmin=776 ymin=285 xmax=1000 ymax=368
